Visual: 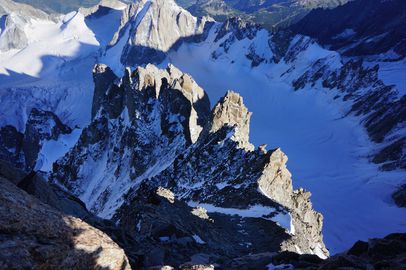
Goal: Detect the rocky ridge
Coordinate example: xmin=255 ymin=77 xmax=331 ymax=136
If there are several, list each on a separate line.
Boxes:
xmin=53 ymin=63 xmax=211 ymax=218
xmin=51 ymin=62 xmax=329 ymax=268
xmin=291 ymin=0 xmax=406 ymax=60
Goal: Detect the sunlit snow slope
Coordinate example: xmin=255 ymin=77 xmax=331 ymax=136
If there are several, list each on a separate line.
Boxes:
xmin=0 ymin=3 xmax=125 ymax=130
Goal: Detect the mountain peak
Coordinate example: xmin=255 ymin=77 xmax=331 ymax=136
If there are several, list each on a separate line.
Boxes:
xmin=209 ymin=90 xmax=253 ymax=150
xmin=113 ymin=0 xmax=211 ymax=66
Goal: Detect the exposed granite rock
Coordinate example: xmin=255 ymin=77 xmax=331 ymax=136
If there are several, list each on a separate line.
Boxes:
xmin=156 ymin=187 xmax=175 ymax=204
xmin=257 ymin=233 xmax=406 ymax=269
xmin=208 ymin=90 xmax=253 ymax=151
xmin=111 ymin=0 xmax=211 ymax=66
xmin=212 ymin=17 xmax=263 ymax=64
xmin=291 ymin=0 xmax=406 ymax=60
xmin=373 ymin=137 xmax=406 ymax=171
xmin=0 ymin=175 xmax=131 ymax=270
xmin=92 ymin=63 xmax=119 ymax=119
xmin=112 ymin=184 xmax=290 ymax=268
xmin=257 ymin=149 xmax=327 ymax=257
xmin=23 ymin=108 xmax=72 ymax=169
xmin=269 ymin=30 xmax=294 ymax=63
xmin=317 ymin=233 xmax=406 ymax=270
xmin=115 ymin=91 xmax=328 ymax=258
xmin=214 ymin=17 xmax=259 ymax=43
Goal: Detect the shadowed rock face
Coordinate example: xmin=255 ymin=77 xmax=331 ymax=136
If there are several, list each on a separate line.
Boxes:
xmin=291 ymin=0 xmax=406 ymax=59
xmin=0 ymin=175 xmax=131 ymax=270
xmin=262 ymin=233 xmax=406 ymax=269
xmin=0 ymin=108 xmax=72 ymax=171
xmin=392 ymin=184 xmax=406 ymax=208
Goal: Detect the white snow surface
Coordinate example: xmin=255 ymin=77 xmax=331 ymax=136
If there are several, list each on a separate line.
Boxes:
xmin=374 ymin=58 xmax=406 ymax=95
xmin=192 ymin=234 xmax=206 ymax=244
xmin=0 ymin=5 xmax=124 ymax=130
xmin=187 ymin=202 xmax=293 ymax=233
xmin=164 ymin=24 xmax=406 ymax=254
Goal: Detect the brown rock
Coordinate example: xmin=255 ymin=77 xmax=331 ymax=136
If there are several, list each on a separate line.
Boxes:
xmin=0 ymin=176 xmax=131 ymax=270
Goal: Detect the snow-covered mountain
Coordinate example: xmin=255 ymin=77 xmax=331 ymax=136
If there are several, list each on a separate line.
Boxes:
xmin=0 ymin=0 xmax=405 ymax=266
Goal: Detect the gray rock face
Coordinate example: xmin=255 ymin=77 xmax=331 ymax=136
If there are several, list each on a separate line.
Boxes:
xmin=52 ymin=63 xmax=328 ymax=267
xmin=251 ymin=233 xmax=406 ymax=270
xmin=0 ymin=0 xmax=55 ymax=51
xmin=107 ymin=0 xmax=212 ymax=66
xmin=0 ymin=175 xmax=131 ymax=270
xmin=208 ymin=90 xmax=253 ymax=151
xmin=92 ymin=63 xmax=119 ymax=119
xmin=0 ymin=108 xmax=72 ymax=171
xmin=23 ymin=108 xmax=72 ymax=170
xmin=113 ymin=185 xmax=290 ymax=268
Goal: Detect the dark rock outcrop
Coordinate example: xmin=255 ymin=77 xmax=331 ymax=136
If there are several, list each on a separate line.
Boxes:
xmin=291 ymin=0 xmax=406 ymax=60
xmin=263 ymin=233 xmax=406 ymax=270
xmin=392 ymin=184 xmax=406 ymax=208
xmin=0 ymin=108 xmax=72 ymax=171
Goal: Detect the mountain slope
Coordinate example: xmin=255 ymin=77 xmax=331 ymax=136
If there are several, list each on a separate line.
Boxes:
xmin=13 ymin=0 xmax=100 ymax=13
xmin=0 ymin=0 xmax=405 ymax=257
xmin=50 ymin=63 xmax=329 ymax=264
xmin=291 ymin=0 xmax=406 ymax=60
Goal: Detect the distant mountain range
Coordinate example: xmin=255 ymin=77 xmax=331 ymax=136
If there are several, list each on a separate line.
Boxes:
xmin=181 ymin=0 xmax=350 ymax=29
xmin=14 ymin=0 xmax=350 ymax=29
xmin=13 ymin=0 xmax=99 ymax=13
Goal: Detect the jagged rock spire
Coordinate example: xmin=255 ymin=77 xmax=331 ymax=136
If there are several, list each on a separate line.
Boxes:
xmin=209 ymin=90 xmax=254 ymax=151
xmin=92 ymin=63 xmax=118 ymax=119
